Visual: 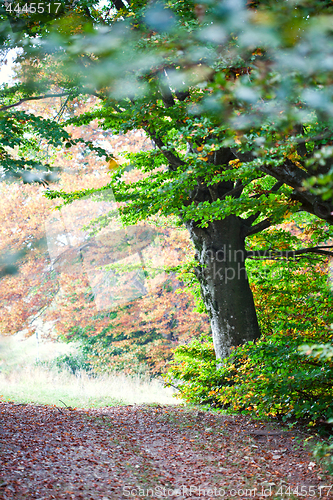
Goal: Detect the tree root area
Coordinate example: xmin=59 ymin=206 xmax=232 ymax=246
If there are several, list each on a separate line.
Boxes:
xmin=0 ymin=402 xmax=331 ymax=499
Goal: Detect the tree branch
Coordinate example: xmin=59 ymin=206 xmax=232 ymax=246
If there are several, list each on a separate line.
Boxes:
xmin=175 ymin=89 xmax=190 ymax=101
xmin=260 ymin=159 xmax=309 ymax=189
xmin=159 ymin=74 xmax=176 ymax=108
xmin=0 ymin=93 xmax=74 ymax=112
xmin=145 ymin=126 xmax=186 ymax=171
xmin=218 ymin=182 xmax=245 ymax=201
xmin=112 ymin=0 xmax=127 ymax=11
xmin=245 ymin=218 xmax=272 ymax=237
xmin=243 ymin=181 xmax=284 ymax=231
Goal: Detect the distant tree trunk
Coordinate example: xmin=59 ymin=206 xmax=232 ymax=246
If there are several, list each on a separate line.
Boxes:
xmin=185 ymin=216 xmax=260 ymax=360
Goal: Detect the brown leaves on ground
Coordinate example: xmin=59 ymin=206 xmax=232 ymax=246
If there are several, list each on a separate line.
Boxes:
xmin=0 ymin=402 xmax=332 ymax=500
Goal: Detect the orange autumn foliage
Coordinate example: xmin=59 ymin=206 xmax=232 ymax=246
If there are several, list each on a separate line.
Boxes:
xmin=0 ymin=97 xmax=210 ymax=373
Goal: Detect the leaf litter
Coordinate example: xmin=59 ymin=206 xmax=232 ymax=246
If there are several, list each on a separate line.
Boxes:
xmin=0 ymin=402 xmax=332 ymax=499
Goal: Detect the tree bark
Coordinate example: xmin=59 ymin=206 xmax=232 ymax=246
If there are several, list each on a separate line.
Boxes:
xmin=185 ymin=216 xmax=261 ymax=360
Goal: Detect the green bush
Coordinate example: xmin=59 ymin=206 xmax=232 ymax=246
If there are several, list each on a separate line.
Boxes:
xmin=165 ymin=333 xmax=333 ymax=424
xmin=312 ymin=437 xmax=333 ymax=474
xmin=38 ymin=353 xmax=92 ymax=375
xmin=300 ymin=340 xmax=333 ymax=470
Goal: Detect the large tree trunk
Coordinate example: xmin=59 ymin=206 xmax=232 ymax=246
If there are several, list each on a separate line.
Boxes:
xmin=185 ymin=216 xmax=260 ymax=360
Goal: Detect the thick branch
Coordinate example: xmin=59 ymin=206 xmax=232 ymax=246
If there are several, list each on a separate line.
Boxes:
xmin=294 ymin=124 xmax=307 ymax=158
xmin=218 ymin=182 xmax=245 ymax=201
xmin=112 ymin=0 xmax=127 ymax=11
xmin=145 ymin=127 xmax=186 ymax=171
xmin=244 ymin=181 xmax=283 ymax=229
xmin=162 ymin=68 xmax=190 ymax=102
xmin=295 ymin=130 xmax=333 ymax=146
xmin=159 ymin=78 xmax=176 ymax=108
xmin=175 ymin=90 xmax=190 ymax=101
xmin=245 ymin=218 xmax=272 ymax=237
xmin=260 ymin=159 xmax=308 ymax=190
xmin=232 ymin=149 xmax=333 ymax=223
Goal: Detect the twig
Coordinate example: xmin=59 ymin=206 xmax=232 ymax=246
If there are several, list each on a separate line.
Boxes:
xmin=0 ymin=93 xmax=72 ymax=112
xmin=166 ymin=382 xmax=180 ymax=391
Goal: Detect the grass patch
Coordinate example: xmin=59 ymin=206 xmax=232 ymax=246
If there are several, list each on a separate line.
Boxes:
xmin=0 ymin=364 xmax=178 ymax=408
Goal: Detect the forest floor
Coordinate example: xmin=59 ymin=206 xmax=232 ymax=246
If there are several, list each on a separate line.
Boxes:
xmin=0 ymin=402 xmax=332 ymax=500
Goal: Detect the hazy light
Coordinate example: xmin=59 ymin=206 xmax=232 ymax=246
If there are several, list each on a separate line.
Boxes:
xmin=0 ymin=48 xmax=20 ymax=85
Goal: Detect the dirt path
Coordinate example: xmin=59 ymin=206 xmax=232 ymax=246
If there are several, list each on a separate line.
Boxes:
xmin=0 ymin=402 xmax=332 ymax=499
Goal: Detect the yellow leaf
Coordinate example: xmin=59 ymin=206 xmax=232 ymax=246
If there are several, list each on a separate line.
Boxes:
xmin=108 ymin=158 xmax=119 ymax=171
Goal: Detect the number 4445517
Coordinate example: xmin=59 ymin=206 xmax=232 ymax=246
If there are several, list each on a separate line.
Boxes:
xmin=276 ymin=485 xmax=333 ymax=497
xmin=5 ymin=3 xmax=62 ymax=14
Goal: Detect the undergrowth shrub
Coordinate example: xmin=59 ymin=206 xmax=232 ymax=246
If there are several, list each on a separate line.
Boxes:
xmin=312 ymin=437 xmax=333 ymax=474
xmin=300 ymin=342 xmax=333 ymax=470
xmin=38 ymin=353 xmax=92 ymax=375
xmin=165 ymin=333 xmax=333 ymax=424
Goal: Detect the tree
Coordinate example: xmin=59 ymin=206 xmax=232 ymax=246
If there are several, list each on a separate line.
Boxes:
xmin=1 ymin=0 xmax=333 ymax=360
xmin=0 ymin=96 xmax=209 ymax=375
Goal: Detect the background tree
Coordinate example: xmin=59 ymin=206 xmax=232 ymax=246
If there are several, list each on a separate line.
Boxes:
xmin=0 ymin=96 xmax=210 ymax=374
